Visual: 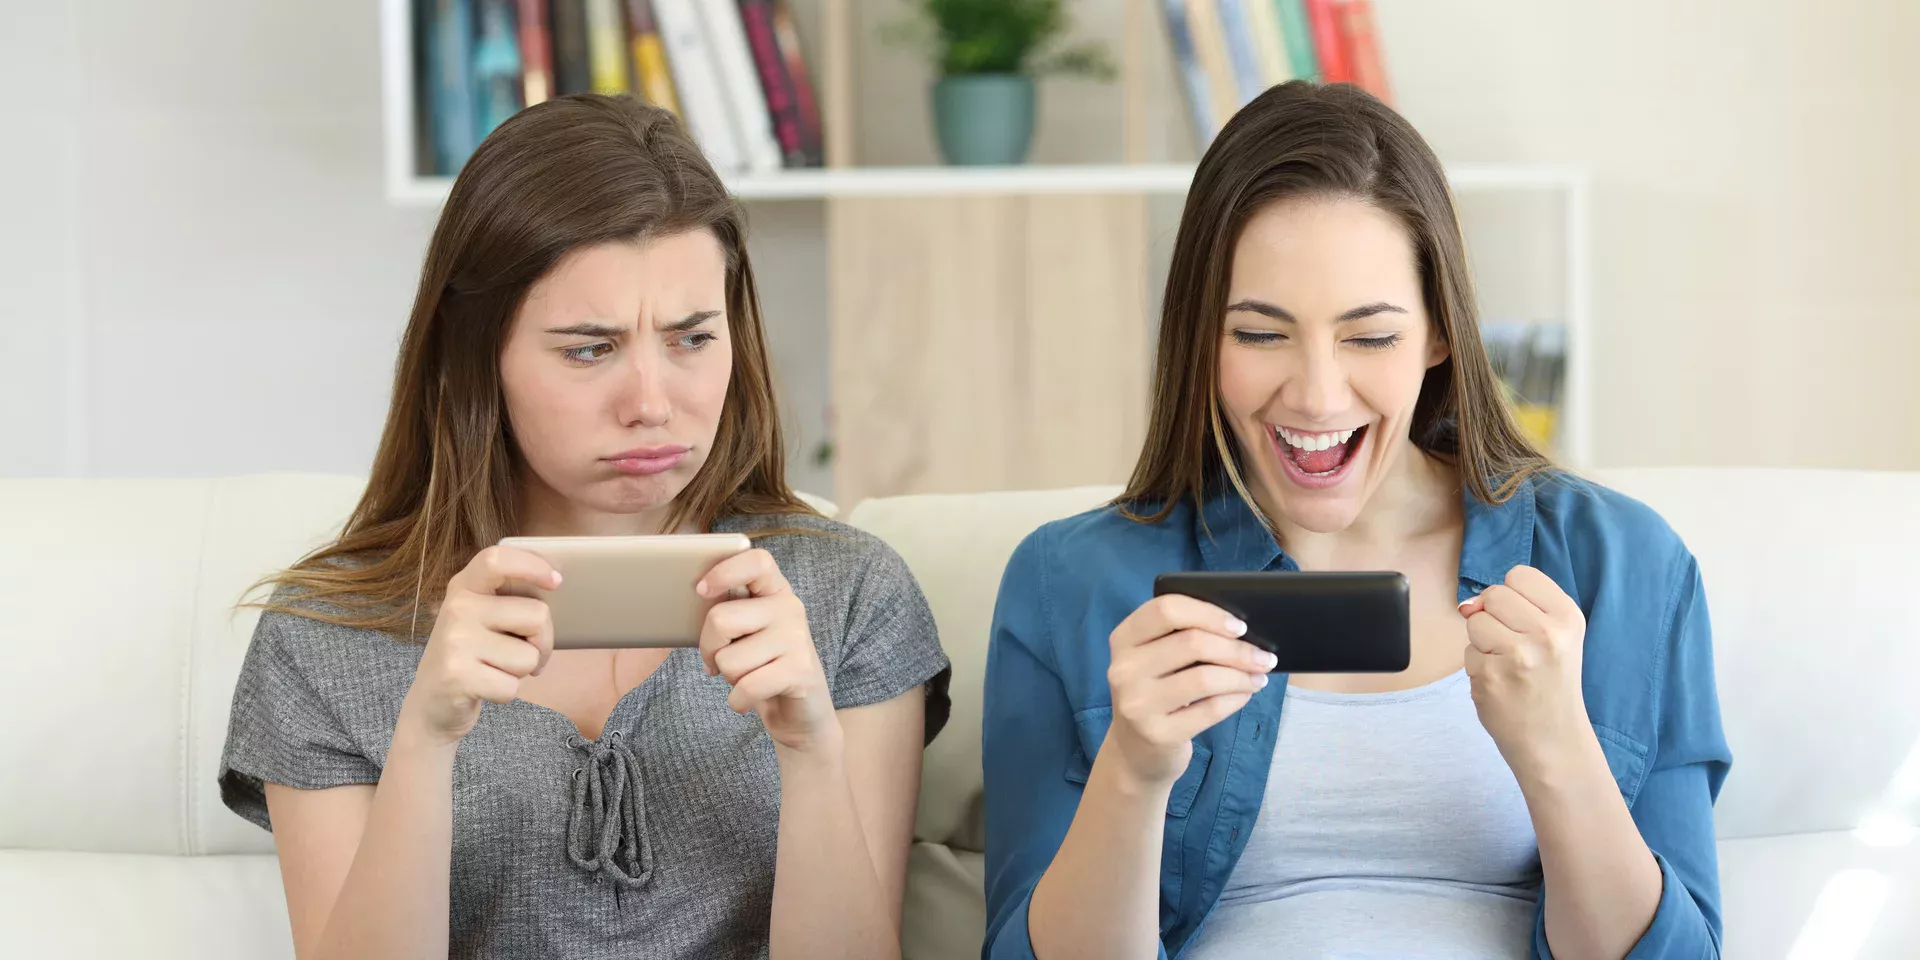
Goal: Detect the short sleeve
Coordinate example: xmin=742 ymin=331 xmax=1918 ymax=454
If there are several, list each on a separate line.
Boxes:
xmin=218 ymin=610 xmax=382 ymax=831
xmin=829 ymin=538 xmax=952 ymax=744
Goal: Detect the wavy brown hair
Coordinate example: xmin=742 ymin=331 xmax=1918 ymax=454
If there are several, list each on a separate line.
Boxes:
xmin=254 ymin=94 xmax=814 ymax=635
xmin=1121 ymin=81 xmax=1552 ymax=525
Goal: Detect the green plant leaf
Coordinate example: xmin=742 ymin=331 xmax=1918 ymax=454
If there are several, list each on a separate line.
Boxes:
xmin=885 ymin=0 xmax=1114 ymax=80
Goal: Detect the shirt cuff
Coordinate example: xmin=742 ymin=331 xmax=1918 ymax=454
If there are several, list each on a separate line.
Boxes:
xmin=1531 ymin=851 xmax=1719 ymax=959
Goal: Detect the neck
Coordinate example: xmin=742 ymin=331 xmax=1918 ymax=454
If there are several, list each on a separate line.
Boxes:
xmin=1264 ymin=440 xmax=1460 ymax=568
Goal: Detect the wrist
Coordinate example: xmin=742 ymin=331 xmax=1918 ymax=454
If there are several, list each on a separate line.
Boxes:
xmin=773 ymin=718 xmax=847 ymax=772
xmin=1509 ymin=723 xmax=1611 ymax=799
xmin=393 ymin=703 xmax=465 ymax=755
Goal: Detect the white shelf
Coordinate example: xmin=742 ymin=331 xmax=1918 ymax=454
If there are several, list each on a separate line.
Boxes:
xmin=387 ymin=163 xmax=1588 ymax=205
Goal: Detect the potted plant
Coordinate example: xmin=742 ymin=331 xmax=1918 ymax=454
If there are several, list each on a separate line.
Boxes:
xmin=887 ymin=0 xmax=1115 ymax=166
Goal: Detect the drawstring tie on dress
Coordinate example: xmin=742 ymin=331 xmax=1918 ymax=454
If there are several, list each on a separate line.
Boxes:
xmin=565 ymin=730 xmax=654 ymax=887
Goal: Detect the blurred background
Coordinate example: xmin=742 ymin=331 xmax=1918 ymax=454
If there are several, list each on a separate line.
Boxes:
xmin=3 ymin=0 xmax=1916 ymax=503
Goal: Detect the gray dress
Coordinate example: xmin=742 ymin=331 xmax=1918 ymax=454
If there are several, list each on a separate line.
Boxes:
xmin=218 ymin=513 xmax=951 ymax=960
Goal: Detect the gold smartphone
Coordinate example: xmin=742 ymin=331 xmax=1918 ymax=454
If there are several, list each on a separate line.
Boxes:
xmin=496 ymin=533 xmax=752 ymax=649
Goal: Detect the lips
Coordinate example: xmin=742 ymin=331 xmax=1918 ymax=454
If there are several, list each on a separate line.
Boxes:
xmin=605 ymin=445 xmax=689 ymax=477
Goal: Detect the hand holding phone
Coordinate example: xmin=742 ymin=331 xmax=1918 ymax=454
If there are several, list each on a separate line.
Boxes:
xmin=399 ymin=544 xmax=560 ymax=747
xmin=1102 ymin=594 xmax=1277 ymax=790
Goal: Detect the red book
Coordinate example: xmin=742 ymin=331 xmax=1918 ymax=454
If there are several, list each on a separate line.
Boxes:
xmin=1304 ymin=0 xmax=1350 ymax=84
xmin=768 ymin=0 xmax=823 ymax=166
xmin=517 ymin=0 xmax=554 ymax=105
xmin=1334 ymin=0 xmax=1391 ymax=103
xmin=738 ymin=1 xmax=805 ymax=167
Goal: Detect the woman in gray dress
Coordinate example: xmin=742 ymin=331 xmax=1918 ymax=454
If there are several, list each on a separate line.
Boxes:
xmin=218 ymin=94 xmax=950 ymax=960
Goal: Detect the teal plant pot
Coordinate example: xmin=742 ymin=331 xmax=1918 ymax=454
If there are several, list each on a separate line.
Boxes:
xmin=932 ymin=74 xmax=1037 ymax=166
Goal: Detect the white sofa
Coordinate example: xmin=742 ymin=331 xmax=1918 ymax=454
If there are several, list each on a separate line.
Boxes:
xmin=1 ymin=469 xmax=1916 ymax=959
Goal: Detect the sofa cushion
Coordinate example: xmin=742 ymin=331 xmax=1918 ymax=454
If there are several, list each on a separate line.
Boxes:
xmin=848 ymin=486 xmax=1121 ymax=849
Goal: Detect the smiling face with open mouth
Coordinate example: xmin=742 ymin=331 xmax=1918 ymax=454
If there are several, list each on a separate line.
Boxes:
xmin=1217 ymin=196 xmax=1451 ymax=535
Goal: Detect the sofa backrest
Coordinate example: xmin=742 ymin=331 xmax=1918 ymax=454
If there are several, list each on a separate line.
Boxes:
xmin=4 ymin=468 xmax=1917 ymax=863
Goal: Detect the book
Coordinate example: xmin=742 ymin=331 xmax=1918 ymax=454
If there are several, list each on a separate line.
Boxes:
xmin=1242 ymin=0 xmax=1295 ymax=86
xmin=584 ymin=0 xmax=632 ymax=93
xmin=426 ymin=0 xmax=479 ymax=175
xmin=1303 ymin=0 xmax=1349 ymax=84
xmin=1184 ymin=0 xmax=1240 ymax=129
xmin=738 ymin=0 xmax=806 ymax=167
xmin=550 ymin=0 xmax=592 ymax=95
xmin=697 ymin=0 xmax=783 ymax=173
xmin=1482 ymin=321 xmax=1566 ymax=451
xmin=516 ymin=0 xmax=553 ymax=106
xmin=473 ymin=0 xmax=525 ymax=138
xmin=1272 ymin=0 xmax=1318 ymax=82
xmin=625 ymin=0 xmax=680 ymax=114
xmin=651 ymin=0 xmax=745 ymax=171
xmin=1333 ymin=0 xmax=1391 ymax=103
xmin=1214 ymin=0 xmax=1268 ymax=105
xmin=1161 ymin=0 xmax=1217 ymax=150
xmin=768 ymin=0 xmax=824 ymax=166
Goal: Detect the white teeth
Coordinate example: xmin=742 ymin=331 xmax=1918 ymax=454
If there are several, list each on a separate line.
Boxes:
xmin=1275 ymin=425 xmax=1363 ymax=450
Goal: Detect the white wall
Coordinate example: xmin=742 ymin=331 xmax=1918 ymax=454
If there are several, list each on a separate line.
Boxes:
xmin=3 ymin=0 xmax=1915 ymax=484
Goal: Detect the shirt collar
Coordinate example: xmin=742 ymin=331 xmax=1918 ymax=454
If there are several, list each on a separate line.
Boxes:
xmin=1191 ymin=475 xmax=1537 ymax=584
xmin=1456 ymin=476 xmax=1536 ymax=589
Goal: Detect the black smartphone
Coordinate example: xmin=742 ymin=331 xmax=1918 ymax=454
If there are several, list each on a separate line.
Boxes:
xmin=1152 ymin=571 xmax=1410 ymax=673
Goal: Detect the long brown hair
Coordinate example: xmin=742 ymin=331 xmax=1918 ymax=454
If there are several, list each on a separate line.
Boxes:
xmin=256 ymin=94 xmax=813 ymax=635
xmin=1121 ymin=81 xmax=1551 ymax=525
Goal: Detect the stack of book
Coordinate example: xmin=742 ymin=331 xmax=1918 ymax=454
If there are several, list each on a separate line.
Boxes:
xmin=417 ymin=0 xmax=824 ymax=178
xmin=1481 ymin=321 xmax=1567 ymax=453
xmin=1163 ymin=0 xmax=1391 ymax=151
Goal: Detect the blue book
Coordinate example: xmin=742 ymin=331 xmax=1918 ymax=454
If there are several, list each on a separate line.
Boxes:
xmin=1215 ymin=0 xmax=1267 ymax=106
xmin=472 ymin=0 xmax=524 ymax=142
xmin=1162 ymin=0 xmax=1215 ymax=151
xmin=427 ymin=0 xmax=479 ymax=175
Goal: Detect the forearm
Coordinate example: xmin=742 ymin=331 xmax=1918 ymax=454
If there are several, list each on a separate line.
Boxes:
xmin=1523 ymin=733 xmax=1664 ymax=960
xmin=770 ymin=732 xmax=897 ymax=960
xmin=312 ymin=726 xmax=457 ymax=960
xmin=1027 ymin=747 xmax=1170 ymax=960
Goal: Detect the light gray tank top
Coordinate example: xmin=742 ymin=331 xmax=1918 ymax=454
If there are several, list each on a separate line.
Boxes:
xmin=1183 ymin=670 xmax=1542 ymax=960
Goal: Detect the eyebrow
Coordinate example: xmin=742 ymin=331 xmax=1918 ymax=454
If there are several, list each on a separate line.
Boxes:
xmin=543 ymin=310 xmax=722 ymax=337
xmin=1226 ymin=299 xmax=1409 ymax=323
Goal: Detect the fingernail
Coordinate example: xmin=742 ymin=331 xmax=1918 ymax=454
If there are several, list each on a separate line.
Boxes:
xmin=1226 ymin=617 xmax=1249 ymax=638
xmin=695 ymin=580 xmax=708 ymax=597
xmin=550 ymin=572 xmax=563 ymax=587
xmin=1264 ymin=652 xmax=1279 ymax=670
xmin=1458 ymin=596 xmax=1477 ymax=609
xmin=1253 ymin=674 xmax=1269 ymax=690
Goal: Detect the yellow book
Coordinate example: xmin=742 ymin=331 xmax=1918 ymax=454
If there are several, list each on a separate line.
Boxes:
xmin=626 ymin=0 xmax=681 ymax=115
xmin=585 ymin=0 xmax=632 ymax=94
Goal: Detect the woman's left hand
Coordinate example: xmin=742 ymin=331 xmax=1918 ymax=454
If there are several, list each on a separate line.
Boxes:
xmin=1460 ymin=565 xmax=1594 ymax=779
xmin=697 ymin=548 xmax=840 ymax=754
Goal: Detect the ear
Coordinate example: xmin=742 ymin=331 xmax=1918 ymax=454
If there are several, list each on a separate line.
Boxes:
xmin=1425 ymin=321 xmax=1451 ymax=370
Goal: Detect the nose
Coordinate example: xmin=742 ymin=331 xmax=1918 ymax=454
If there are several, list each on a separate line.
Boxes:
xmin=1280 ymin=344 xmax=1354 ymax=424
xmin=614 ymin=350 xmax=671 ymax=428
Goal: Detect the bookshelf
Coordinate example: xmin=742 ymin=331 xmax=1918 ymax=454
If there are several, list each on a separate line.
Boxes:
xmin=378 ymin=0 xmax=1591 ymax=501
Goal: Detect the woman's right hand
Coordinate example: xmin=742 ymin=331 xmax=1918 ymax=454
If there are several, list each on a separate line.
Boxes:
xmin=397 ymin=545 xmax=560 ymax=747
xmin=1104 ymin=594 xmax=1277 ymax=790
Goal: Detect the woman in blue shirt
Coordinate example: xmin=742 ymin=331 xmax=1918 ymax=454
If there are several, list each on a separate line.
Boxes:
xmin=982 ymin=82 xmax=1730 ymax=960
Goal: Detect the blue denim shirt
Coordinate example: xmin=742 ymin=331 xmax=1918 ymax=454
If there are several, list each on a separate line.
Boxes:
xmin=982 ymin=475 xmax=1731 ymax=959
